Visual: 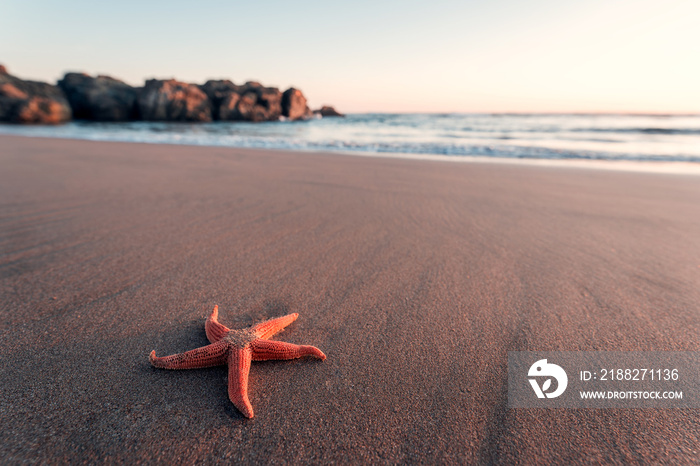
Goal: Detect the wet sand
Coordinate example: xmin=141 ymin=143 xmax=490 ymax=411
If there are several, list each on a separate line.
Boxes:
xmin=0 ymin=135 xmax=698 ymax=463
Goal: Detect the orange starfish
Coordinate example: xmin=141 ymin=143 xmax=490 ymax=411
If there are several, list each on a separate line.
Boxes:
xmin=149 ymin=305 xmax=326 ymax=418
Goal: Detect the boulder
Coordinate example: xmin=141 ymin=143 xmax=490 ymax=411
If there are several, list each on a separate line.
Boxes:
xmin=200 ymin=80 xmax=282 ymax=122
xmin=0 ymin=65 xmax=72 ymax=124
xmin=58 ymin=72 xmax=138 ymax=121
xmin=313 ymin=106 xmax=344 ymax=117
xmin=226 ymin=91 xmax=258 ymax=121
xmin=199 ymin=80 xmax=239 ymax=114
xmin=252 ymin=85 xmax=283 ymax=121
xmin=137 ymin=79 xmax=212 ymax=122
xmin=282 ymin=88 xmax=311 ymax=121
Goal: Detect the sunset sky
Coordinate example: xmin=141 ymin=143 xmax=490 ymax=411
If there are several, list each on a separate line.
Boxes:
xmin=1 ymin=0 xmax=698 ymax=113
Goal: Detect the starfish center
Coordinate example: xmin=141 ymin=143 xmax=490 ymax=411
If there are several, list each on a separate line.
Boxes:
xmin=223 ymin=328 xmax=257 ymax=347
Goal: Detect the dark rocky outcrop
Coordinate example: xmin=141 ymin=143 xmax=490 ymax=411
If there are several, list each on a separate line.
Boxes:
xmin=200 ymin=80 xmax=283 ymax=122
xmin=58 ymin=73 xmax=138 ymax=121
xmin=199 ymin=79 xmax=237 ymax=117
xmin=282 ymin=88 xmax=312 ymax=121
xmin=313 ymin=106 xmax=344 ymax=117
xmin=0 ymin=65 xmax=71 ymax=124
xmin=0 ymin=64 xmax=338 ymax=125
xmin=137 ymin=79 xmax=212 ymax=122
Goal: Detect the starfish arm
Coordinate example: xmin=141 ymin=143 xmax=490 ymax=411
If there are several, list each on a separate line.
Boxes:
xmin=251 ymin=313 xmax=299 ymax=340
xmin=150 ymin=340 xmax=229 ymax=370
xmin=251 ymin=339 xmax=327 ymax=361
xmin=228 ymin=347 xmax=254 ymax=418
xmin=205 ymin=305 xmax=230 ymax=343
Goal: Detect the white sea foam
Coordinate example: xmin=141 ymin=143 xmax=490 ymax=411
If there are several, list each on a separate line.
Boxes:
xmin=1 ymin=114 xmax=699 ymax=174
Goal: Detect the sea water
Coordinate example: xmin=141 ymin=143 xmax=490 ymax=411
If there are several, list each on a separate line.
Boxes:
xmin=2 ymin=113 xmax=699 ymax=172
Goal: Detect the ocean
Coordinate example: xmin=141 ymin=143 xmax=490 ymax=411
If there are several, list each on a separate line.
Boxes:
xmin=2 ymin=113 xmax=699 ymax=173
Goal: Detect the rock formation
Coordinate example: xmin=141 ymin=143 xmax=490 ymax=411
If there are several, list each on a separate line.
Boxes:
xmin=199 ymin=79 xmax=237 ymax=119
xmin=58 ymin=73 xmax=138 ymax=121
xmin=313 ymin=106 xmax=344 ymax=117
xmin=0 ymin=65 xmax=72 ymax=124
xmin=137 ymin=79 xmax=212 ymax=122
xmin=200 ymin=80 xmax=283 ymax=122
xmin=282 ymin=88 xmax=312 ymax=121
xmin=0 ymin=65 xmax=339 ymax=124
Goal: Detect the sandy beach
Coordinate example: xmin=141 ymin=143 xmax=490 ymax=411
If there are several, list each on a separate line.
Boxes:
xmin=0 ymin=135 xmax=698 ymax=463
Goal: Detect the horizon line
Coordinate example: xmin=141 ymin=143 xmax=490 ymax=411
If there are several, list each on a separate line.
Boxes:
xmin=337 ymin=111 xmax=700 ymax=117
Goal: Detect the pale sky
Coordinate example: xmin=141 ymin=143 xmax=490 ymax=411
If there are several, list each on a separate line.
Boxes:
xmin=1 ymin=0 xmax=698 ymax=113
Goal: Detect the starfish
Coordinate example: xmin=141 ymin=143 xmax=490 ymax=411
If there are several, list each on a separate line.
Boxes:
xmin=149 ymin=305 xmax=326 ymax=418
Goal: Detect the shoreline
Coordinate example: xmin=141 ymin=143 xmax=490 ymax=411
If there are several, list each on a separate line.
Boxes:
xmin=1 ymin=135 xmax=698 ymax=463
xmin=1 ymin=127 xmax=699 ymax=176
